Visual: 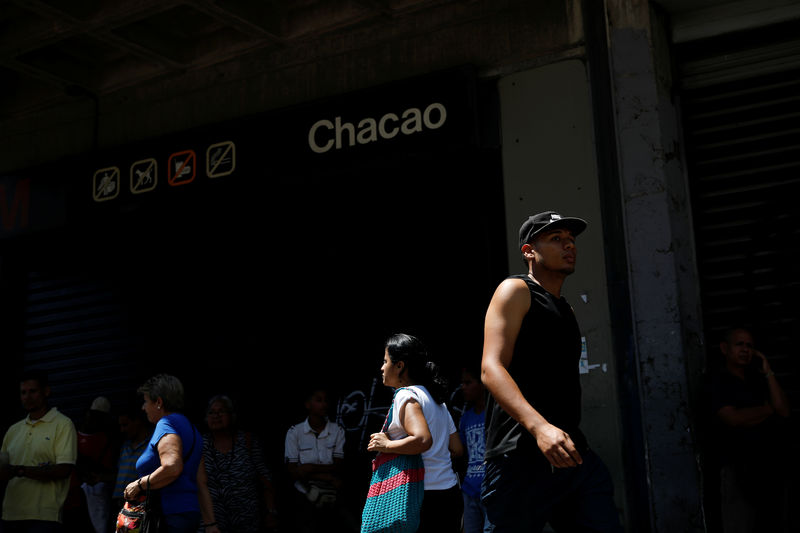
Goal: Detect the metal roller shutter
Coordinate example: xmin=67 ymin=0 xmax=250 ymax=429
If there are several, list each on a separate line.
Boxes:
xmin=677 ymin=20 xmax=800 ymax=408
xmin=20 ymin=259 xmax=143 ymax=421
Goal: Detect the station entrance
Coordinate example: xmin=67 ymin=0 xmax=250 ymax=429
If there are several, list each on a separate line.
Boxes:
xmin=0 ymin=67 xmax=506 ymax=518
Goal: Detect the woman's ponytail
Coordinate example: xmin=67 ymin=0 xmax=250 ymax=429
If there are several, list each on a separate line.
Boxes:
xmin=385 ymin=333 xmax=449 ymax=404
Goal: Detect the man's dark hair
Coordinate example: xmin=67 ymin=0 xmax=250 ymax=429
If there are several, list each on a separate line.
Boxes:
xmin=721 ymin=326 xmax=753 ymax=345
xmin=19 ymin=368 xmax=49 ymax=389
xmin=118 ymin=400 xmax=147 ymax=422
xmin=303 ymin=384 xmax=330 ymax=404
xmin=462 ymin=359 xmax=482 ymax=381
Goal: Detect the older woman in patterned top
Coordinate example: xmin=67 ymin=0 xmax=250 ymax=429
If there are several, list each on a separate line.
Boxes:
xmin=197 ymin=395 xmax=278 ymax=532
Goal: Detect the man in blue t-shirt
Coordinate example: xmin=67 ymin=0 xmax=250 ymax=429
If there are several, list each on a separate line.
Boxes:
xmin=458 ymin=365 xmax=494 ymax=533
xmin=112 ymin=403 xmax=152 ymax=511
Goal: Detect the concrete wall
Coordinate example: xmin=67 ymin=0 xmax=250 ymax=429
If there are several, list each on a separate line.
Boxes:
xmin=498 ymin=59 xmax=629 ymax=526
xmin=605 ymin=0 xmax=705 ymax=531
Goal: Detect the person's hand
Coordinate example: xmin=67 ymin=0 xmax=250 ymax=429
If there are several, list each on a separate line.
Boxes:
xmin=532 ymin=423 xmax=583 ymax=468
xmin=204 ymin=525 xmax=221 ymax=533
xmin=753 ymin=350 xmax=772 ymax=374
xmin=123 ymin=479 xmax=143 ymax=501
xmin=367 ymin=432 xmax=390 ymax=453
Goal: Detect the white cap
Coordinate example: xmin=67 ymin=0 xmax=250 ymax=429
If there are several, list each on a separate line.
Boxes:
xmin=90 ymin=396 xmax=111 ymax=413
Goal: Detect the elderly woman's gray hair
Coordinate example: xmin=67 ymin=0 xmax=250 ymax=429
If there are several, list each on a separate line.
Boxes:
xmin=138 ymin=374 xmax=185 ymax=412
xmin=206 ymin=394 xmax=235 ymax=415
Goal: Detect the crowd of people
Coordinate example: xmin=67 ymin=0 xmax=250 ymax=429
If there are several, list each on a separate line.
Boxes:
xmin=0 ymin=364 xmax=492 ymax=533
xmin=0 ymin=355 xmax=498 ymax=533
xmin=0 ymin=210 xmax=793 ymax=533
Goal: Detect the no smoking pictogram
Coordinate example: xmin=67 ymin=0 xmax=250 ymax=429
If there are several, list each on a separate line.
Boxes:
xmin=168 ymin=150 xmax=197 ymax=186
xmin=206 ymin=141 xmax=235 ymax=178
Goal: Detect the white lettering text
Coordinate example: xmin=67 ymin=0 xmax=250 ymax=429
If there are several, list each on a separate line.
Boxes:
xmin=308 ymin=102 xmax=447 ymax=153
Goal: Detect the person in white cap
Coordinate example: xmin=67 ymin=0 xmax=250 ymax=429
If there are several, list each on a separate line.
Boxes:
xmin=480 ymin=211 xmax=623 ymax=532
xmin=75 ymin=396 xmax=117 ymax=533
xmin=90 ymin=396 xmax=111 ymax=414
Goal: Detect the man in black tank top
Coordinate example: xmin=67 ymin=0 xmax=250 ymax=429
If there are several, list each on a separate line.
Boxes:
xmin=480 ymin=211 xmax=623 ymax=532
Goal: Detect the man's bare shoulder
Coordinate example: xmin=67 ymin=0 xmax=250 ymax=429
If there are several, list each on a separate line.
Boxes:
xmin=493 ymin=277 xmax=530 ymax=297
xmin=489 ymin=277 xmax=531 ymax=309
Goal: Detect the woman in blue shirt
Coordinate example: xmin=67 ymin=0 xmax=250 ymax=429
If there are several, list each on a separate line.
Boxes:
xmin=123 ymin=374 xmax=203 ymax=533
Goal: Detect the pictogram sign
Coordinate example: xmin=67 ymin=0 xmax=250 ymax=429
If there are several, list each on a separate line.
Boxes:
xmin=130 ymin=158 xmax=158 ymax=194
xmin=167 ymin=150 xmax=196 ymax=186
xmin=93 ymin=166 xmax=120 ymax=202
xmin=206 ymin=141 xmax=236 ymax=178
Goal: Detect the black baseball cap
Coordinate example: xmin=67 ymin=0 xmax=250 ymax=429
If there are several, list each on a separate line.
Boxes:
xmin=519 ymin=211 xmax=587 ymax=249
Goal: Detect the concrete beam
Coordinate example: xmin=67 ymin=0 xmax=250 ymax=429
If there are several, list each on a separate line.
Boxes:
xmin=604 ymin=0 xmax=705 ymax=531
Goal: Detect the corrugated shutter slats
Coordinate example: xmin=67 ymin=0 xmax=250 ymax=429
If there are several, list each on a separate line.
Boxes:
xmin=22 ymin=271 xmax=140 ymax=420
xmin=679 ymin=29 xmax=800 ymax=407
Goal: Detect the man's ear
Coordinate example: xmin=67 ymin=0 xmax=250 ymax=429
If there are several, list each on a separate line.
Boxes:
xmin=396 ymin=360 xmax=405 ymax=374
xmin=521 ymin=243 xmax=536 ymax=260
xmin=719 ymin=341 xmax=729 ymax=355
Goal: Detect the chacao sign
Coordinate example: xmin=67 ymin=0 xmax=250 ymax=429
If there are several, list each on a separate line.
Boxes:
xmin=307 ymin=102 xmax=447 ymax=154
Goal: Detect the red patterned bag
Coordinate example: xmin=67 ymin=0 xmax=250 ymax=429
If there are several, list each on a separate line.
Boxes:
xmin=115 ymin=479 xmax=161 ymax=533
xmin=116 ymin=499 xmax=145 ymax=532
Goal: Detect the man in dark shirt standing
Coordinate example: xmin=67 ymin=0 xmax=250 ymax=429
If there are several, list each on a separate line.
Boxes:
xmin=710 ymin=327 xmax=791 ymax=533
xmin=480 ymin=211 xmax=623 ymax=532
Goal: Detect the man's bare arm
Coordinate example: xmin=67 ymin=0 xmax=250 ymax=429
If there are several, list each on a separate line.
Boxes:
xmin=481 ymin=278 xmax=582 ymax=467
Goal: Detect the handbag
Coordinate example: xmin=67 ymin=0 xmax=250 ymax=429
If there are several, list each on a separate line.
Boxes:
xmin=117 ymin=418 xmax=197 ymax=533
xmin=360 ymin=388 xmax=425 ymax=533
xmin=115 ymin=477 xmax=162 ymax=533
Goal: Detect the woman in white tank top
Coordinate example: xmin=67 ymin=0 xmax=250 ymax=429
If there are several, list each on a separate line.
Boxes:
xmin=367 ymin=333 xmax=464 ymax=533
